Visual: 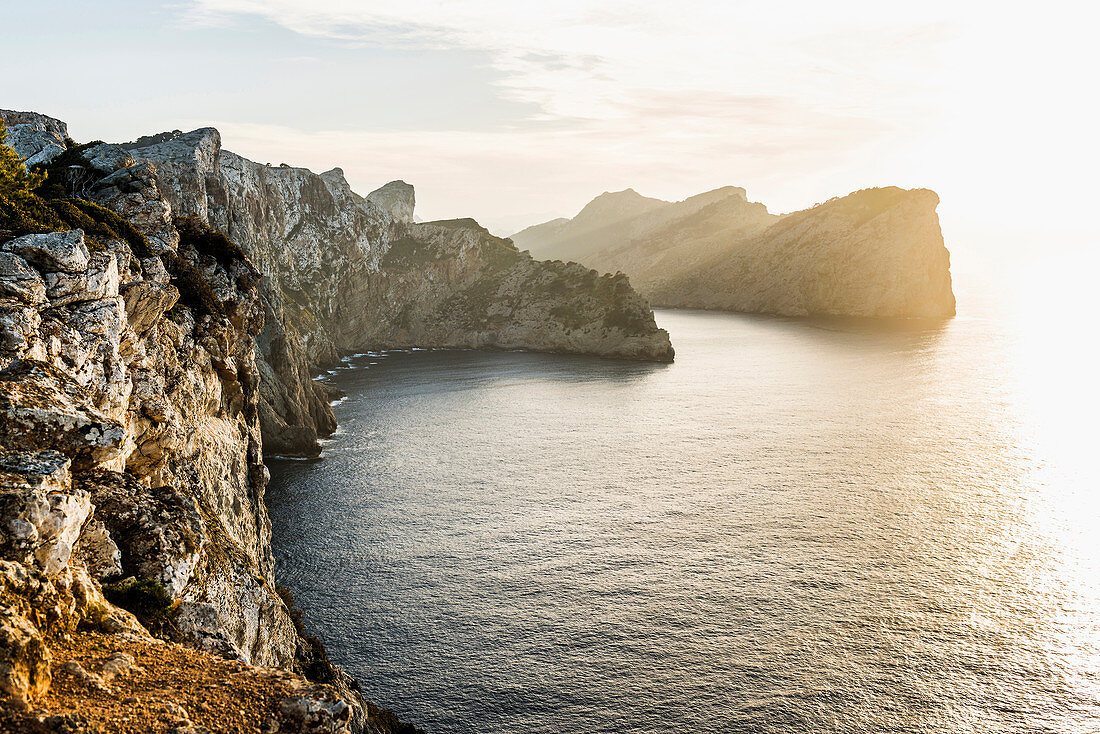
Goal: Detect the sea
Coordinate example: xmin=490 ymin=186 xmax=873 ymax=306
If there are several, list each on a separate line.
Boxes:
xmin=267 ymin=250 xmax=1100 ymax=733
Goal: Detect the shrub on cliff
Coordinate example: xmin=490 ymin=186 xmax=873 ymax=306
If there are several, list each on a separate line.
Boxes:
xmin=162 ymin=250 xmax=226 ymax=318
xmin=102 ymin=578 xmax=177 ymax=637
xmin=0 ymin=121 xmax=46 ymax=198
xmin=0 ymin=126 xmax=154 ymax=258
xmin=174 ymin=215 xmax=248 ymax=267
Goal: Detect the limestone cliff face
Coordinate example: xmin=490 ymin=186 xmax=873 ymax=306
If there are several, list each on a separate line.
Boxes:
xmin=0 ymin=110 xmax=298 ymax=667
xmin=346 ymin=218 xmax=672 ymax=360
xmin=119 ymin=128 xmax=673 ymax=455
xmin=0 ymin=111 xmax=382 ymax=731
xmin=513 ymin=185 xmax=955 ymax=319
xmin=0 ymin=108 xmax=674 ymax=730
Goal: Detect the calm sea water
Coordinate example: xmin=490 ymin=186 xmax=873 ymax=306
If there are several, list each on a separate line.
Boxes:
xmin=267 ymin=256 xmax=1100 ymax=733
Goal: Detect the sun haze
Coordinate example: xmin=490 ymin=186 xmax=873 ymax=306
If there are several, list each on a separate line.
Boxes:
xmin=2 ymin=1 xmax=1096 ymax=251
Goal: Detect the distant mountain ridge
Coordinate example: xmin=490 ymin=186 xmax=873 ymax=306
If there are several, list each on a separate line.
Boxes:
xmin=510 ymin=185 xmax=955 ymax=319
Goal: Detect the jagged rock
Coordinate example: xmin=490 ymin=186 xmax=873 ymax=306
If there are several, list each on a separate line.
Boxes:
xmin=0 ymin=253 xmax=48 ymax=306
xmin=23 ymin=144 xmax=65 ymax=168
xmin=173 ymin=602 xmax=243 ymax=661
xmin=0 ymin=301 xmax=42 ymax=358
xmin=0 ymin=560 xmax=75 ymax=635
xmin=0 ymin=451 xmax=91 ymax=575
xmin=71 ymin=519 xmax=122 ymax=581
xmin=0 ymin=109 xmax=467 ymax=731
xmin=0 ymin=111 xmax=68 ymax=162
xmin=119 ymin=280 xmax=178 ymax=336
xmin=81 ymin=144 xmax=136 ymax=174
xmin=279 ymin=685 xmax=353 ymax=734
xmin=365 ymin=180 xmax=415 ymax=224
xmin=66 ymin=566 xmax=145 ymax=635
xmin=0 ymin=606 xmax=50 ymax=700
xmin=122 ymin=129 xmax=673 ymax=454
xmin=0 ymin=362 xmax=127 ymax=471
xmin=1 ymin=232 xmax=89 ymax=274
xmin=90 ymin=162 xmax=178 ymax=254
xmin=75 ymin=471 xmax=203 ymax=597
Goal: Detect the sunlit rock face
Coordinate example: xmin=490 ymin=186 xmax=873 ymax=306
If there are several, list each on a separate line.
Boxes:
xmin=123 ymin=128 xmax=673 ymax=456
xmin=0 ymin=108 xmax=670 ymax=728
xmin=0 ymin=110 xmax=68 ymax=167
xmin=513 ymin=185 xmax=956 ymax=318
xmin=365 ymin=179 xmax=415 ymax=224
xmin=0 ymin=110 xmax=298 ymax=676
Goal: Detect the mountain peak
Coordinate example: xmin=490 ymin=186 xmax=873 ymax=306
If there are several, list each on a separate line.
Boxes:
xmin=367 ymin=180 xmax=416 ymax=223
xmin=573 ymin=188 xmax=666 ymax=227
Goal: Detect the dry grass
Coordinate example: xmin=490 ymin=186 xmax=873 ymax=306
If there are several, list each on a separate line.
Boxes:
xmin=0 ymin=630 xmax=300 ymax=733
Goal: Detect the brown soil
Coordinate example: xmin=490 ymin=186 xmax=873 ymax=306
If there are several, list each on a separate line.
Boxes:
xmin=0 ymin=630 xmax=299 ymax=733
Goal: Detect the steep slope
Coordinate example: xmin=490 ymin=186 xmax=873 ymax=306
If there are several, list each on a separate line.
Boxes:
xmin=0 ymin=108 xmax=677 ymax=731
xmin=513 ymin=185 xmax=955 ymax=318
xmin=0 ymin=111 xmax=401 ymax=732
xmin=122 ymin=130 xmax=674 ymax=456
xmin=648 ymin=187 xmax=956 ymax=318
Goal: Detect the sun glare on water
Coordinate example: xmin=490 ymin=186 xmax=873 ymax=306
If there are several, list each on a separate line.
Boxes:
xmin=996 ymin=246 xmax=1100 ymax=725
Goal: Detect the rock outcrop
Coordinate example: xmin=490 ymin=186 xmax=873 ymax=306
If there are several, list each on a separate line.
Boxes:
xmin=0 ymin=110 xmax=416 ymax=731
xmin=512 ymin=185 xmax=956 ymax=318
xmin=1 ymin=108 xmax=675 ymax=730
xmin=119 ymin=127 xmax=673 ymax=456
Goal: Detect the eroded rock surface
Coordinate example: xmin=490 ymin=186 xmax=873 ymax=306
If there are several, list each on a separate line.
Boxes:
xmin=0 ymin=107 xmax=679 ymax=730
xmin=1 ymin=111 xmax=311 ymax=713
xmin=122 ymin=128 xmax=673 ymax=456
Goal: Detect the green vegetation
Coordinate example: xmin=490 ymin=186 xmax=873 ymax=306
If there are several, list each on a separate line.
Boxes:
xmin=33 ymin=139 xmax=104 ymax=200
xmin=163 ymin=250 xmax=225 ymax=318
xmin=167 ymin=215 xmax=261 ymax=319
xmin=549 ymin=303 xmax=591 ymax=330
xmin=174 ymin=215 xmax=248 ymax=268
xmin=0 ymin=124 xmax=154 ymax=258
xmin=482 ymin=237 xmax=523 ymax=270
xmin=102 ymin=578 xmax=177 ymax=637
xmin=0 ymin=121 xmax=46 ymax=198
xmin=381 ymin=235 xmax=439 ymax=269
xmin=602 ymin=306 xmax=651 ymax=332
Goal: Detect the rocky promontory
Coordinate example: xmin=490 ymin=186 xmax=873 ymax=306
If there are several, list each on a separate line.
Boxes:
xmin=120 ymin=127 xmax=673 ymax=457
xmin=0 ymin=108 xmax=673 ymax=732
xmin=513 ymin=185 xmax=956 ymax=319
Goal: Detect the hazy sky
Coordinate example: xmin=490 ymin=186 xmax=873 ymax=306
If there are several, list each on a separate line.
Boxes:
xmin=3 ymin=1 xmax=1097 ymax=250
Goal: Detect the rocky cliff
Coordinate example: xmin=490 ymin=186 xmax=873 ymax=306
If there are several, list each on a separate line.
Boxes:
xmin=0 ymin=110 xmax=385 ymax=732
xmin=0 ymin=109 xmax=673 ymax=731
xmin=119 ymin=128 xmax=672 ymax=456
xmin=512 ymin=185 xmax=956 ymax=318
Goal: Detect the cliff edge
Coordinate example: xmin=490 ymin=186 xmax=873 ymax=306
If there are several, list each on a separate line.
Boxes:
xmin=0 ymin=108 xmax=675 ymax=731
xmin=121 ymin=128 xmax=673 ymax=457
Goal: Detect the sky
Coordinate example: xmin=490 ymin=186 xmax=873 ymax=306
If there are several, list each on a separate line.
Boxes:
xmin=2 ymin=1 xmax=1098 ymax=259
